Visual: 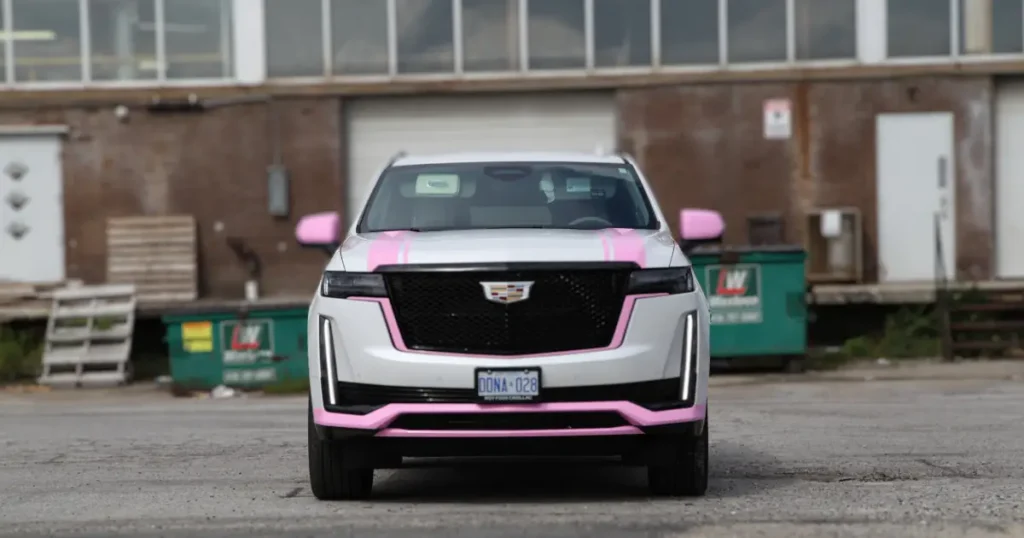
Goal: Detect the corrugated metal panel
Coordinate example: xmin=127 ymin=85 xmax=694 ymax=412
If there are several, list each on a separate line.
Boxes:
xmin=106 ymin=216 xmax=198 ymax=303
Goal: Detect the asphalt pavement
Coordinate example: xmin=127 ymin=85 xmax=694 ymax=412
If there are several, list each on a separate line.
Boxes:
xmin=0 ymin=371 xmax=1022 ymax=538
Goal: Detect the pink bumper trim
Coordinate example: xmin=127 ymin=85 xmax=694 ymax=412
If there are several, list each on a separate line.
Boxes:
xmin=313 ymin=403 xmax=706 ymax=438
xmin=349 ymin=293 xmax=666 ymax=359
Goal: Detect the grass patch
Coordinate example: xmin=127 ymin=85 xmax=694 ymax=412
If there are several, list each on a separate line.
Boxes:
xmin=0 ymin=324 xmax=44 ymax=383
xmin=260 ymin=378 xmax=310 ymax=395
xmin=838 ymin=306 xmax=940 ymax=360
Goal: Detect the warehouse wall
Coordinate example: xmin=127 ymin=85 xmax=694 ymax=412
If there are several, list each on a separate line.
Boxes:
xmin=0 ymin=75 xmax=996 ymax=299
xmin=0 ymin=98 xmax=345 ymax=298
xmin=619 ymin=76 xmax=994 ymax=282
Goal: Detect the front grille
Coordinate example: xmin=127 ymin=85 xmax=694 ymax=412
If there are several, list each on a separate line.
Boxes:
xmin=382 ymin=265 xmax=633 ymax=355
xmin=388 ymin=412 xmax=628 ymax=431
xmin=334 ymin=378 xmax=681 ymax=406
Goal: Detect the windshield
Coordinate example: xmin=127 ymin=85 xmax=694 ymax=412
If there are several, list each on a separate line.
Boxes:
xmin=357 ymin=161 xmax=659 ymax=233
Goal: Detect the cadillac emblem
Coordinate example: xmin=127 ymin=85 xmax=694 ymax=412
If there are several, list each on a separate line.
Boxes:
xmin=480 ymin=281 xmax=533 ymax=304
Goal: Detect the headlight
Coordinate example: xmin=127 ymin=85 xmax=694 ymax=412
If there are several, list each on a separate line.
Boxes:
xmin=626 ymin=267 xmax=695 ymax=295
xmin=320 ymin=271 xmax=387 ymax=298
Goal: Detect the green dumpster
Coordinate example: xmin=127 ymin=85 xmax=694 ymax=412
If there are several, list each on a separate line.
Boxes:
xmin=688 ymin=245 xmax=808 ymax=359
xmin=162 ymin=307 xmax=309 ymax=390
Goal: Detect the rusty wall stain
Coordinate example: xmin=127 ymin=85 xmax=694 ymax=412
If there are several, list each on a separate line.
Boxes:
xmin=619 ymin=76 xmax=994 ymax=282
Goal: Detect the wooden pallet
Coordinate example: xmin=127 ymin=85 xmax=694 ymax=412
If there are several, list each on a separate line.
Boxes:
xmin=106 ymin=216 xmax=198 ymax=304
xmin=945 ymin=288 xmax=1024 ymax=358
xmin=38 ymin=284 xmax=137 ymax=387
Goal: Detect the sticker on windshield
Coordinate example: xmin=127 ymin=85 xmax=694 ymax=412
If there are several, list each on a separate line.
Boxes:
xmin=618 ymin=168 xmax=630 ymax=176
xmin=565 ymin=177 xmax=591 ymax=193
xmin=415 ymin=174 xmax=460 ymax=195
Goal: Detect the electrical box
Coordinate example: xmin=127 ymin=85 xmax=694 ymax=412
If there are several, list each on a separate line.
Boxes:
xmin=805 ymin=208 xmax=863 ymax=284
xmin=267 ymin=164 xmax=290 ymax=218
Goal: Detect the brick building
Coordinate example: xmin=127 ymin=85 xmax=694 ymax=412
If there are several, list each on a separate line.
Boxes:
xmin=0 ymin=0 xmax=1021 ymax=303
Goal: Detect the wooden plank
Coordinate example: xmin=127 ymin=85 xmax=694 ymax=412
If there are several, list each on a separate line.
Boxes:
xmin=117 ymin=274 xmax=196 ymax=282
xmin=107 ymin=216 xmax=196 ymax=227
xmin=106 ymin=215 xmax=198 ymax=303
xmin=950 ymin=320 xmax=1024 ymax=331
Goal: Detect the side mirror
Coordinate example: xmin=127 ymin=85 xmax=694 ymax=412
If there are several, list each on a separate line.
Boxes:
xmin=679 ymin=208 xmax=725 ymax=254
xmin=295 ymin=211 xmax=341 ymax=257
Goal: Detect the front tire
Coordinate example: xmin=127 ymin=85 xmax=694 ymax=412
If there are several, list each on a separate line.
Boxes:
xmin=647 ymin=414 xmax=709 ymax=497
xmin=308 ymin=398 xmax=374 ymax=500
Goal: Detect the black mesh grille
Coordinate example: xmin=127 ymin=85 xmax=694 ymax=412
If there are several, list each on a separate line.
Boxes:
xmin=334 ymin=378 xmax=682 ymax=406
xmin=383 ymin=266 xmax=632 ymax=355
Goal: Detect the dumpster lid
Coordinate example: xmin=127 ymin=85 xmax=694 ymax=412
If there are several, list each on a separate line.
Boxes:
xmin=687 ymin=244 xmax=806 ymax=255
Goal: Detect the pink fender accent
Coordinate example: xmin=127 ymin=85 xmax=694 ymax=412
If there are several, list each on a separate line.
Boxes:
xmin=601 ymin=228 xmax=647 ymax=267
xmin=348 ymin=293 xmax=665 ymax=359
xmin=366 ymin=231 xmax=412 ymax=271
xmin=314 ymin=403 xmax=707 ymax=436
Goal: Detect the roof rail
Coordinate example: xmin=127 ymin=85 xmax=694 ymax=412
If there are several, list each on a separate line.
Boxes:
xmin=386 ymin=150 xmax=408 ymax=166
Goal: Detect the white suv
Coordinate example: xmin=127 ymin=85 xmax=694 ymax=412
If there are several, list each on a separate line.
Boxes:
xmin=295 ymin=151 xmax=725 ymax=500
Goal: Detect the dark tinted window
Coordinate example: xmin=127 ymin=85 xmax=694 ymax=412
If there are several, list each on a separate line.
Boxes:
xmin=358 ymin=162 xmax=658 ymax=233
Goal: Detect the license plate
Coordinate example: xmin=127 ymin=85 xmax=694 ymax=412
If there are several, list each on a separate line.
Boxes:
xmin=475 ymin=368 xmax=541 ymax=402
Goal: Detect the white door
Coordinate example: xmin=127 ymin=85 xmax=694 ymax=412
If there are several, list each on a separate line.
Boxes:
xmin=996 ymin=80 xmax=1024 ymax=278
xmin=876 ymin=112 xmax=956 ymax=282
xmin=345 ymin=92 xmax=617 ymax=226
xmin=0 ymin=134 xmax=66 ymax=283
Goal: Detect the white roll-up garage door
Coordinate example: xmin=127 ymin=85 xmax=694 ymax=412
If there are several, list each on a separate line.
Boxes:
xmin=344 ymin=91 xmax=617 ymax=220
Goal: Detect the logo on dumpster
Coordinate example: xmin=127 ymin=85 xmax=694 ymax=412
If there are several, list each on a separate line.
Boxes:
xmin=715 ymin=269 xmax=750 ymax=296
xmin=222 ymin=319 xmax=275 ymax=365
xmin=705 ymin=264 xmax=762 ymax=325
xmin=231 ymin=324 xmax=264 ymax=351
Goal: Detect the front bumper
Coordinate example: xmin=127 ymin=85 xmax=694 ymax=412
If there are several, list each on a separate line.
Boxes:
xmin=313 ymin=401 xmax=707 ymax=440
xmin=309 ymin=292 xmax=710 ymax=439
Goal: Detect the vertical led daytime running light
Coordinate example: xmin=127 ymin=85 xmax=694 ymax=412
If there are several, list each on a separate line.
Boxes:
xmin=682 ymin=312 xmax=696 ymax=402
xmin=319 ymin=317 xmax=338 ymax=406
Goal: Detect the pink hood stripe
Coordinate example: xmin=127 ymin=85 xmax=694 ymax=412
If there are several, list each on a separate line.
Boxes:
xmin=366 ymin=231 xmax=412 ymax=271
xmin=602 ymin=228 xmax=647 ymax=267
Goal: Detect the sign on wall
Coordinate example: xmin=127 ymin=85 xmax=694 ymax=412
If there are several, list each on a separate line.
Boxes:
xmin=705 ymin=264 xmax=763 ymax=325
xmin=763 ymin=99 xmax=792 ymax=140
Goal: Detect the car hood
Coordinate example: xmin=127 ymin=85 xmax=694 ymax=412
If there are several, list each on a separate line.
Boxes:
xmin=337 ymin=228 xmax=680 ymax=271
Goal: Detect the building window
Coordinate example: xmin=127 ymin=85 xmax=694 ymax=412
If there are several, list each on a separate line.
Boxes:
xmin=794 ymin=0 xmax=857 ymax=60
xmin=164 ymin=0 xmax=233 ymax=79
xmin=527 ymin=0 xmax=585 ymax=70
xmin=265 ymin=0 xmax=323 ymax=78
xmin=727 ymin=0 xmax=787 ymax=63
xmin=961 ymin=0 xmax=1023 ymax=55
xmin=462 ymin=0 xmax=519 ymax=72
xmin=593 ymin=0 xmax=651 ymax=68
xmin=331 ymin=0 xmax=389 ymax=75
xmin=888 ymin=0 xmax=952 ymax=57
xmin=89 ymin=0 xmax=159 ymax=81
xmin=660 ymin=0 xmax=718 ymax=65
xmin=396 ymin=0 xmax=454 ymax=74
xmin=11 ymin=0 xmax=82 ymax=83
